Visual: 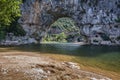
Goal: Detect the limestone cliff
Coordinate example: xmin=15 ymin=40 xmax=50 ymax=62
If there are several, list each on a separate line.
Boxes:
xmin=19 ymin=0 xmax=120 ymax=45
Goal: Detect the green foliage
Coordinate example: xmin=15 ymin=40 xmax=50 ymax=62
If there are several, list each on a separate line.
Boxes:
xmin=56 ymin=32 xmax=67 ymax=42
xmin=43 ymin=32 xmax=67 ymax=42
xmin=0 ymin=0 xmax=21 ymax=25
xmin=51 ymin=17 xmax=79 ymax=33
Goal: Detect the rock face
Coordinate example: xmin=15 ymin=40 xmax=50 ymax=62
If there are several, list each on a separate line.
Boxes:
xmin=19 ymin=0 xmax=120 ymax=45
xmin=0 ymin=33 xmax=37 ymax=45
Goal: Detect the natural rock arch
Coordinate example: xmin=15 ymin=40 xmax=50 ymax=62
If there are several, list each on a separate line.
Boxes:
xmin=19 ymin=0 xmax=120 ymax=45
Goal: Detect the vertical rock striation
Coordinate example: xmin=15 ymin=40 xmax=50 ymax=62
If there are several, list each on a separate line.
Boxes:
xmin=19 ymin=0 xmax=120 ymax=45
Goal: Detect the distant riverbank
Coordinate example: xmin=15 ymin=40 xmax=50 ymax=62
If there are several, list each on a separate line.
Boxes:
xmin=41 ymin=42 xmax=86 ymax=45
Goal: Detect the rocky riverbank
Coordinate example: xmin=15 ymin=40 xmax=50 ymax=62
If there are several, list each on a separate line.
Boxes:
xmin=0 ymin=52 xmax=111 ymax=80
xmin=0 ymin=35 xmax=37 ymax=45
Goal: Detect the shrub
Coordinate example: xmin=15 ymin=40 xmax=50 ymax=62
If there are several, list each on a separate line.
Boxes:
xmin=43 ymin=32 xmax=67 ymax=42
xmin=5 ymin=18 xmax=26 ymax=36
xmin=0 ymin=25 xmax=6 ymax=41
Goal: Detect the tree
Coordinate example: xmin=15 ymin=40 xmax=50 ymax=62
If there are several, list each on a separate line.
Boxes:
xmin=0 ymin=0 xmax=21 ymax=25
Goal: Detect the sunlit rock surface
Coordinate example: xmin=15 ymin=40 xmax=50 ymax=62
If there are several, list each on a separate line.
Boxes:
xmin=19 ymin=0 xmax=120 ymax=45
xmin=0 ymin=55 xmax=111 ymax=80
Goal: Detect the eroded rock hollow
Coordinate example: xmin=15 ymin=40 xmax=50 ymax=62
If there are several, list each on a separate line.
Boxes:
xmin=19 ymin=0 xmax=120 ymax=45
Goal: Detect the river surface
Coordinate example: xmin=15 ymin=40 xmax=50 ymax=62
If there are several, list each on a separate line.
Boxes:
xmin=0 ymin=43 xmax=120 ymax=73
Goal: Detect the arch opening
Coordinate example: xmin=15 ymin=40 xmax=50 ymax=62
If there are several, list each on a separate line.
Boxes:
xmin=42 ymin=17 xmax=82 ymax=43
